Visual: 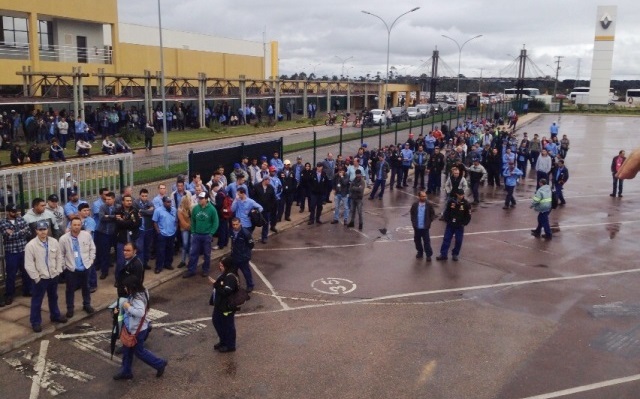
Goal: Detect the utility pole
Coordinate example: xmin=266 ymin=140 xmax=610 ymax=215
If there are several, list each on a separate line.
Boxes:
xmin=478 ymin=68 xmax=483 ymax=92
xmin=553 ymin=56 xmax=563 ymax=96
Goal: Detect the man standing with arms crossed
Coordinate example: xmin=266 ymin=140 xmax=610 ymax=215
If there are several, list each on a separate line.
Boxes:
xmin=59 ymin=217 xmax=96 ymax=318
xmin=183 ymin=192 xmax=219 ymax=278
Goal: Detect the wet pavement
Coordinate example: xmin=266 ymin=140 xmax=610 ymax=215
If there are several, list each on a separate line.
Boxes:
xmin=2 ymin=113 xmax=640 ymax=398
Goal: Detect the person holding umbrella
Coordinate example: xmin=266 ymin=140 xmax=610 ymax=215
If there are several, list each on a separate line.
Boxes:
xmin=113 ymin=275 xmax=167 ymax=380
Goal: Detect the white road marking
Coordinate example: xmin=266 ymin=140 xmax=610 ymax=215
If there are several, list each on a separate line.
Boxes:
xmin=250 ymin=261 xmax=290 ymax=310
xmin=520 ymin=373 xmax=640 ymax=398
xmin=311 ymin=278 xmax=357 ymax=295
xmin=351 ymin=228 xmax=369 ymax=238
xmin=29 ymin=340 xmax=49 ymax=399
xmin=253 ymin=243 xmax=367 ymax=252
xmin=70 ymin=337 xmax=120 ymax=366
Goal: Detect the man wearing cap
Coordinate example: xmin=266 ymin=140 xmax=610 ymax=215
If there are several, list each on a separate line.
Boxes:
xmin=24 ymin=198 xmax=61 ymax=240
xmin=25 ymin=221 xmax=67 ymax=332
xmin=0 ymin=204 xmax=32 ymax=306
xmin=253 ymin=173 xmax=277 ymax=243
xmin=270 ymin=151 xmax=284 ymax=174
xmin=59 ymin=217 xmax=96 ymax=318
xmin=63 ymin=190 xmax=88 ymax=221
xmin=95 ymin=192 xmax=118 ymax=279
xmin=230 ymin=163 xmax=249 ymax=183
xmin=45 ymin=194 xmax=66 ymax=233
xmin=183 ymin=192 xmax=219 ymax=278
xmin=152 ymin=197 xmax=177 ymax=274
xmin=436 ymin=189 xmax=472 ymax=262
xmin=502 ymin=162 xmax=524 ymax=209
xmin=279 ymin=160 xmax=296 ymax=221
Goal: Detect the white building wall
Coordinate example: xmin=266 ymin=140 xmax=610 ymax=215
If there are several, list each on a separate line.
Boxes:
xmin=118 ymin=23 xmax=264 ymax=57
xmin=53 ymin=19 xmax=105 ymax=63
xmin=588 ymin=5 xmax=617 ymax=105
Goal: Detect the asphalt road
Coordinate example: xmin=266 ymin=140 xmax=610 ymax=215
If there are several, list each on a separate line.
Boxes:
xmin=2 ymin=114 xmax=640 ymax=399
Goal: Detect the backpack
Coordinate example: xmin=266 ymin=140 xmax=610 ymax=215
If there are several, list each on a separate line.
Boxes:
xmin=227 ymin=274 xmax=250 ymax=310
xmin=249 ymin=208 xmax=265 ymax=227
xmin=221 ymin=193 xmax=234 ymax=220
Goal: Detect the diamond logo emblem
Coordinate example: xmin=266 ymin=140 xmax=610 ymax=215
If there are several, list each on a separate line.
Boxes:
xmin=600 ymin=13 xmax=612 ymax=29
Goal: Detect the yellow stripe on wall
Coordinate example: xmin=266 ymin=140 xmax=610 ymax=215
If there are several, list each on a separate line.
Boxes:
xmin=595 ymin=35 xmax=615 ymax=41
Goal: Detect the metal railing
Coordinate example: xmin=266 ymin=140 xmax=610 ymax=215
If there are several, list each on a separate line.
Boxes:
xmin=0 ymin=42 xmax=113 ymax=64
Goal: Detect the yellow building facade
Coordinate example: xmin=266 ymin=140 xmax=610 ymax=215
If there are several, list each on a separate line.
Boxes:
xmin=0 ymin=0 xmax=278 ymax=91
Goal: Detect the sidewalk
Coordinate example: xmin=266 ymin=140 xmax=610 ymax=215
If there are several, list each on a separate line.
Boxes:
xmin=0 ymin=113 xmax=541 ymax=355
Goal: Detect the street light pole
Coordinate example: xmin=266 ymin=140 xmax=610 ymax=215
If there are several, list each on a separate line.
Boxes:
xmin=362 ymin=7 xmax=420 ymax=109
xmin=157 ymin=0 xmax=168 ymax=170
xmin=441 ymin=34 xmax=483 ymax=109
xmin=335 ymin=55 xmax=353 ymax=79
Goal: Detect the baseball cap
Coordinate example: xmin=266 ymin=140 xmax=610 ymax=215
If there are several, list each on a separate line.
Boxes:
xmin=268 ymin=166 xmax=276 ymax=172
xmin=69 ymin=190 xmax=78 ymax=197
xmin=297 ymin=156 xmax=302 ymax=160
xmin=362 ymin=143 xmax=368 ymax=148
xmin=36 ymin=221 xmax=49 ymax=230
xmin=260 ymin=155 xmax=267 ymax=161
xmin=197 ymin=192 xmax=207 ymax=199
xmin=233 ymin=163 xmax=241 ymax=169
xmin=262 ymin=175 xmax=271 ymax=181
xmin=162 ymin=196 xmax=172 ymax=203
xmin=47 ymin=194 xmax=59 ymax=202
xmin=283 ymin=159 xmax=291 ymax=165
xmin=65 ymin=172 xmax=71 ymax=178
xmin=5 ymin=203 xmax=17 ymax=212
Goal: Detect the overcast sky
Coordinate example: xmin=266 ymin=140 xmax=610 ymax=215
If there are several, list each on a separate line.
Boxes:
xmin=118 ymin=0 xmax=639 ymax=81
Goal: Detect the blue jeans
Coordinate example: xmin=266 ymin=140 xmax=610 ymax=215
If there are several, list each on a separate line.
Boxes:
xmin=4 ymin=252 xmax=30 ymax=298
xmin=136 ymin=229 xmax=154 ymax=268
xmin=188 ymin=233 xmax=211 ymax=273
xmin=440 ymin=224 xmax=464 ymax=257
xmin=414 ymin=228 xmax=433 ymax=257
xmin=212 ymin=309 xmax=236 ymax=349
xmin=65 ymin=270 xmax=91 ymax=311
xmin=333 ymin=194 xmax=350 ymax=222
xmin=534 ymin=211 xmax=551 ymax=236
xmin=155 ymin=233 xmax=174 ymax=271
xmin=30 ymin=277 xmax=62 ymax=327
xmin=235 ymin=260 xmax=254 ymax=289
xmin=119 ymin=328 xmax=165 ymax=377
xmin=180 ymin=230 xmax=191 ymax=263
xmin=369 ymin=179 xmax=386 ymax=199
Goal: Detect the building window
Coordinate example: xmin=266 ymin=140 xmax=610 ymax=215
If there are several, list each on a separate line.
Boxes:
xmin=38 ymin=20 xmax=53 ymax=51
xmin=0 ymin=16 xmax=29 ymax=47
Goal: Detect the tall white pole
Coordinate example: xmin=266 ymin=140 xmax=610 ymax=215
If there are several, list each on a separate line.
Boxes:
xmin=441 ymin=34 xmax=482 ymax=107
xmin=158 ymin=0 xmax=168 ymax=170
xmin=362 ymin=7 xmax=420 ymax=110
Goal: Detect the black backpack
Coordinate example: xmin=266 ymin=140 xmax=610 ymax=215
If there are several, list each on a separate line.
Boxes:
xmin=249 ymin=208 xmax=265 ymax=227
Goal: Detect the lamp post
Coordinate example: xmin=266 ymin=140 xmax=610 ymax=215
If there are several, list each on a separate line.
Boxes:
xmin=441 ymin=34 xmax=482 ymax=108
xmin=157 ymin=0 xmax=168 ymax=170
xmin=362 ymin=7 xmax=420 ymax=109
xmin=335 ymin=55 xmax=353 ymax=79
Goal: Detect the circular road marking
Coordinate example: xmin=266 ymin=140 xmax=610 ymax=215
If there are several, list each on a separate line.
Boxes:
xmin=311 ymin=278 xmax=357 ymax=295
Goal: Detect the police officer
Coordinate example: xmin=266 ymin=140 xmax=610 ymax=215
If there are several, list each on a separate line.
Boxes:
xmin=436 ymin=189 xmax=472 ymax=262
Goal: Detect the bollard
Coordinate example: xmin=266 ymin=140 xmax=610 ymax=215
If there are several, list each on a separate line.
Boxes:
xmin=339 ymin=127 xmax=343 ymax=156
xmin=313 ymin=131 xmax=317 ymax=166
xmin=118 ymin=159 xmax=125 ymax=194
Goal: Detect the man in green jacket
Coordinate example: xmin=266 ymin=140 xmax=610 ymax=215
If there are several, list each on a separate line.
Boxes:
xmin=183 ymin=192 xmax=219 ymax=278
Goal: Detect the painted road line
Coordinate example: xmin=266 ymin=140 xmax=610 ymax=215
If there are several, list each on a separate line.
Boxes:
xmin=29 ymin=340 xmax=49 ymax=399
xmin=250 ymin=261 xmax=290 ymax=310
xmin=71 ymin=337 xmax=121 ymax=366
xmin=253 ymin=243 xmax=367 ymax=252
xmin=520 ymin=373 xmax=640 ymax=398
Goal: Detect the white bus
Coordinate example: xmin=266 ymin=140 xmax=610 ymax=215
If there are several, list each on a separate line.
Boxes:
xmin=626 ymin=89 xmax=640 ymax=105
xmin=504 ymin=88 xmax=541 ymax=99
xmin=569 ymin=87 xmax=615 ymax=102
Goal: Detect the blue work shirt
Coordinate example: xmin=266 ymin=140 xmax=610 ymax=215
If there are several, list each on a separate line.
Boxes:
xmin=226 ymin=182 xmax=249 ymax=199
xmin=401 ymin=148 xmax=413 ymax=166
xmin=71 ymin=236 xmax=85 ymax=271
xmin=152 ymin=206 xmax=177 ymax=237
xmin=417 ymin=203 xmax=426 ymax=229
xmin=231 ymin=197 xmax=263 ymax=228
xmin=269 ymin=176 xmax=283 ymax=200
xmin=64 ymin=200 xmax=88 ymax=218
xmin=92 ymin=198 xmax=103 ymax=227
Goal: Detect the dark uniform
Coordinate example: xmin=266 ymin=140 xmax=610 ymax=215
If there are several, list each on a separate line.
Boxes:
xmin=437 ymin=190 xmax=472 ymax=261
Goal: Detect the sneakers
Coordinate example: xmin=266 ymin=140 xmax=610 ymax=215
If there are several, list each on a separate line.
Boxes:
xmin=113 ymin=373 xmax=133 ymax=381
xmin=530 ymin=230 xmax=541 ymax=238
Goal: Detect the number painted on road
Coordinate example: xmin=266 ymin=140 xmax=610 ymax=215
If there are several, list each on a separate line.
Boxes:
xmin=311 ymin=278 xmax=357 ymax=295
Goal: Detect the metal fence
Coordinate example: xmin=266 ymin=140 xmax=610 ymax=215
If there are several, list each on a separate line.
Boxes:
xmin=0 ymin=153 xmax=134 ymax=284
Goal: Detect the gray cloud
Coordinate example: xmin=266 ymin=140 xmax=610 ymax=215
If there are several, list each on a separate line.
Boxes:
xmin=119 ymin=0 xmax=640 ymax=80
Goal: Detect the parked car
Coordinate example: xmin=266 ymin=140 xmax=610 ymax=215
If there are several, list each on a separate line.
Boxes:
xmin=416 ymin=104 xmax=433 ymax=116
xmin=406 ymin=107 xmax=420 ymax=120
xmin=389 ymin=107 xmax=408 ymax=122
xmin=369 ymin=109 xmax=386 ymax=125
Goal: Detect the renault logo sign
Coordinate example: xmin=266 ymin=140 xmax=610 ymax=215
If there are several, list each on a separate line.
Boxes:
xmin=600 ymin=13 xmax=612 ymax=29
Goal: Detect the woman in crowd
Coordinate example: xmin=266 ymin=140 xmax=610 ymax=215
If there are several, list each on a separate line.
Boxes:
xmin=208 ymin=257 xmax=239 ymax=353
xmin=177 ymin=196 xmax=192 ymax=268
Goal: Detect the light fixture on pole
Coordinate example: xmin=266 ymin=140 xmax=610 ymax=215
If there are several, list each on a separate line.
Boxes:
xmin=362 ymin=7 xmax=420 ymax=109
xmin=441 ymin=34 xmax=482 ymax=109
xmin=334 ymin=55 xmax=353 ymax=79
xmin=157 ymin=0 xmax=168 ymax=170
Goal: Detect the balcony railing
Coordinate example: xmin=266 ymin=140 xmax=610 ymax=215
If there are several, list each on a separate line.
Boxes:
xmin=0 ymin=42 xmax=112 ymax=64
